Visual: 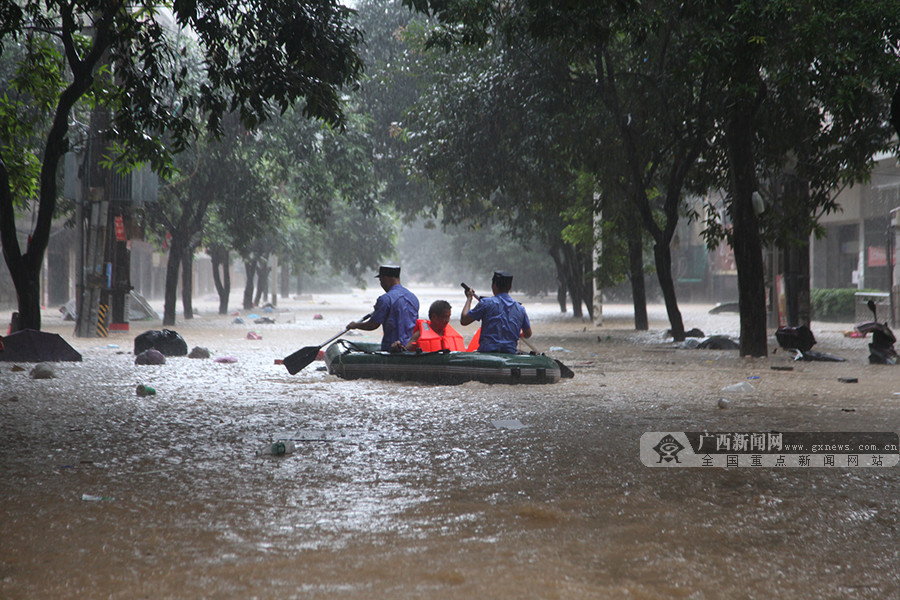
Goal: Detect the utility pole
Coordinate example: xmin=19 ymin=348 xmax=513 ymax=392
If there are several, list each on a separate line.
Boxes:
xmin=72 ymin=107 xmax=156 ymax=337
xmin=74 ymin=107 xmax=111 ymax=338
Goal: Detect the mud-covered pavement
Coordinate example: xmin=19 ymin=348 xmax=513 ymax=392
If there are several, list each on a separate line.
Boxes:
xmin=2 ymin=289 xmax=899 ymax=599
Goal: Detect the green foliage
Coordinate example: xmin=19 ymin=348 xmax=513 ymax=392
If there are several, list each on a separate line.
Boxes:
xmin=0 ymin=37 xmax=65 ymax=207
xmin=269 ymin=106 xmax=396 ymax=282
xmin=321 ymin=202 xmax=397 ymax=282
xmin=810 ymin=288 xmax=875 ymax=322
xmin=5 ymin=0 xmax=364 ymax=176
xmin=357 ymin=0 xmax=595 ymax=315
xmin=352 ymin=1 xmax=434 ymax=224
xmin=401 ymin=0 xmax=497 ymax=49
xmin=405 ymin=35 xmax=598 ymax=310
xmin=1 ymin=0 xmax=366 ymax=330
xmin=692 ymin=0 xmax=900 ymax=249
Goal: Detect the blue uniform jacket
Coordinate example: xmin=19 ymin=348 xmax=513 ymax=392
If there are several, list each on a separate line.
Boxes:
xmin=467 ymin=293 xmax=530 ymax=353
xmin=371 ymin=284 xmax=420 ymax=351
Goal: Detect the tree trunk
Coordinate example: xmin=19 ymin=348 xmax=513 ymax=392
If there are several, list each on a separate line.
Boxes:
xmin=654 ymin=241 xmax=685 ymax=341
xmin=562 ymin=244 xmax=584 ymax=318
xmin=279 ymin=261 xmax=290 ymax=303
xmin=0 ymin=48 xmax=92 ymax=332
xmin=569 ymin=287 xmax=583 ymax=318
xmin=631 ymin=184 xmax=687 ymax=340
xmin=0 ymin=136 xmax=52 ymax=333
xmin=8 ymin=272 xmax=40 ymax=333
xmin=163 ymin=241 xmax=183 ymax=326
xmin=781 ymin=176 xmax=811 ymax=328
xmin=557 ymin=285 xmax=567 ymax=313
xmin=210 ymin=246 xmax=230 ymax=315
xmin=181 ymin=249 xmax=194 ymax=320
xmin=726 ymin=107 xmax=769 ymax=357
xmin=222 ymin=261 xmax=231 ymax=315
xmin=627 ymin=233 xmax=649 ymax=331
xmin=0 ymin=199 xmax=41 ymax=329
xmin=782 ymin=241 xmax=811 ymax=328
xmin=548 ymin=244 xmax=568 ymax=313
xmin=243 ymin=259 xmax=257 ymax=310
xmin=254 ymin=263 xmax=269 ymax=306
xmin=559 ymin=243 xmax=594 ymax=320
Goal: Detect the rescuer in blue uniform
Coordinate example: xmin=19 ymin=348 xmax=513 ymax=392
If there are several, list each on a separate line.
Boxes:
xmin=460 ymin=271 xmax=532 ymax=353
xmin=346 ymin=265 xmax=420 ymax=351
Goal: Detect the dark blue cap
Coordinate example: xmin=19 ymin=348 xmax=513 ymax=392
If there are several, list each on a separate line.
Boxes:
xmin=376 ymin=265 xmax=401 ymax=278
xmin=492 ymin=271 xmax=513 ymax=286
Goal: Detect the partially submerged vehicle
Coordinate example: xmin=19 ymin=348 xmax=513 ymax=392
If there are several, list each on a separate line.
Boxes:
xmin=856 ymin=300 xmax=898 ymax=365
xmin=324 ymin=340 xmax=563 ymax=384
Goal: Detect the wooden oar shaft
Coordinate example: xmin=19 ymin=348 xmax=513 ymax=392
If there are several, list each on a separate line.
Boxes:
xmin=520 ymin=337 xmax=539 ymax=353
xmin=319 ymin=328 xmax=352 ymax=348
xmin=319 ymin=313 xmax=372 ymax=347
xmin=283 ymin=313 xmax=372 ymax=375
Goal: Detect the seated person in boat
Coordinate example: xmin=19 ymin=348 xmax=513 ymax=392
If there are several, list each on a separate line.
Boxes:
xmin=346 ymin=265 xmax=419 ymax=351
xmin=393 ymin=300 xmax=466 ymax=352
xmin=460 ymin=270 xmax=532 ymax=353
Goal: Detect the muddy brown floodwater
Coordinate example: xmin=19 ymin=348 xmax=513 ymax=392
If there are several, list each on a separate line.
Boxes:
xmin=2 ymin=287 xmax=899 ymax=599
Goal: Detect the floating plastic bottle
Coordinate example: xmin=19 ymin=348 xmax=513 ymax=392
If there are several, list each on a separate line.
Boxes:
xmin=135 ymin=384 xmax=156 ymax=397
xmin=258 ymin=440 xmax=296 ymax=456
xmin=82 ymin=493 xmax=114 ymax=501
xmin=721 ymin=381 xmax=754 ymax=393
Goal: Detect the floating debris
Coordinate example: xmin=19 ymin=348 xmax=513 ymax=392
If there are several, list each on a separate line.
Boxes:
xmin=721 ymin=382 xmax=754 ymax=393
xmin=135 ymin=349 xmax=166 ymax=365
xmin=29 ymin=364 xmax=56 ymax=379
xmin=188 ymin=346 xmax=211 ymax=359
xmin=81 ymin=493 xmax=114 ymax=502
xmin=491 ymin=419 xmax=527 ymax=430
xmin=135 ymin=383 xmax=156 ymax=396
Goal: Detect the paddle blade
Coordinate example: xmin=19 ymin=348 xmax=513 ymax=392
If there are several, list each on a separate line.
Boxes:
xmin=283 ymin=345 xmax=322 ymax=375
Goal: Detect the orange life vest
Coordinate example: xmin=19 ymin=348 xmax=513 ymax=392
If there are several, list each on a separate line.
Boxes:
xmin=414 ymin=319 xmax=466 ymax=352
xmin=466 ymin=327 xmax=481 ymax=352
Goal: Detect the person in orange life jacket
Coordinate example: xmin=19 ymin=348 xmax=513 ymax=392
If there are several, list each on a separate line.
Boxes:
xmin=460 ymin=270 xmax=532 ymax=353
xmin=392 ymin=300 xmax=466 ymax=352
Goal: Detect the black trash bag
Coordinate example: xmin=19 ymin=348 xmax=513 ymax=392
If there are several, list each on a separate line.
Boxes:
xmin=775 ymin=325 xmax=816 ymax=353
xmin=667 ymin=327 xmax=704 ymax=339
xmin=134 ymin=329 xmax=188 ymax=356
xmin=696 ymin=335 xmax=740 ymax=350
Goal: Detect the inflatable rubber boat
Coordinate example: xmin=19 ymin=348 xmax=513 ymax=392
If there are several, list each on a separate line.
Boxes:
xmin=324 ymin=340 xmax=562 ymax=384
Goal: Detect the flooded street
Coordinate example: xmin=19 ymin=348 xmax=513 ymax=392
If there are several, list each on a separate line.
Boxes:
xmin=2 ymin=288 xmax=900 ymax=599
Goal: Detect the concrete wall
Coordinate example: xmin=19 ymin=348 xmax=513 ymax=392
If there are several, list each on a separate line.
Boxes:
xmin=812 ymin=154 xmax=900 ymax=292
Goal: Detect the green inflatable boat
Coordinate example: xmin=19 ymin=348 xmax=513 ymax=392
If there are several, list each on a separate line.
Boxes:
xmin=324 ymin=340 xmax=563 ymax=384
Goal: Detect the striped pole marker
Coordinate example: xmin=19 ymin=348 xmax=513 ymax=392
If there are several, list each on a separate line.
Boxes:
xmin=97 ymin=303 xmax=109 ymax=338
